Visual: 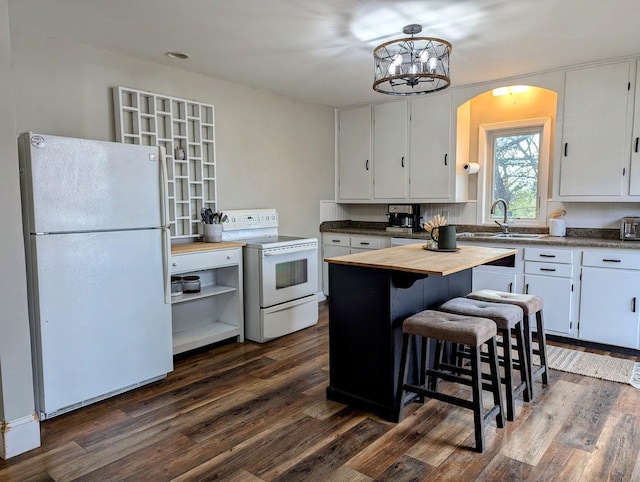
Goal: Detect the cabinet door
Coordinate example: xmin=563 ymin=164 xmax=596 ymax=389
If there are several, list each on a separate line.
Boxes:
xmin=471 ymin=266 xmax=516 ymax=293
xmin=373 ymin=101 xmax=408 ymax=199
xmin=338 ymin=106 xmax=372 ymax=200
xmin=524 ymin=274 xmax=573 ymax=335
xmin=630 ymin=61 xmax=640 ymax=196
xmin=579 ymin=267 xmax=640 ymax=348
xmin=409 ymin=94 xmax=452 ymax=199
xmin=559 ymin=62 xmax=631 ymax=196
xmin=322 ymin=245 xmax=350 ymax=296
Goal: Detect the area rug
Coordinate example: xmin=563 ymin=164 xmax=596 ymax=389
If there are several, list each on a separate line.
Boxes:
xmin=535 ymin=345 xmax=640 ymax=388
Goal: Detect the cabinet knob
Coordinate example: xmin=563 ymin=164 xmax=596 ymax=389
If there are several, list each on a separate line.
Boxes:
xmin=227 ymin=255 xmax=231 ymax=259
xmin=172 ymin=262 xmax=178 ymax=266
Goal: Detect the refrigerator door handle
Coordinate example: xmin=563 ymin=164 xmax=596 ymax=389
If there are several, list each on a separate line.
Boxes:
xmin=159 ymin=146 xmax=169 ymax=229
xmin=162 ymin=226 xmax=171 ymax=304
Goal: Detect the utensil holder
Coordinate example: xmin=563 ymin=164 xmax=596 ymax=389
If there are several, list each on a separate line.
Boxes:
xmin=203 ymin=223 xmax=223 ymax=242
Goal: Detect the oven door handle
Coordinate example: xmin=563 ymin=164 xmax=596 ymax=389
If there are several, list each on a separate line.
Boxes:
xmin=263 ymin=246 xmax=318 ymax=256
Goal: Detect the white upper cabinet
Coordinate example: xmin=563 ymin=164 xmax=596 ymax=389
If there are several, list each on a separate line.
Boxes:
xmin=630 ymin=61 xmax=640 ymax=196
xmin=558 ymin=61 xmax=633 ymax=198
xmin=409 ymin=94 xmax=452 ymax=200
xmin=373 ymin=101 xmax=408 ymax=199
xmin=337 ymin=106 xmax=372 ymax=201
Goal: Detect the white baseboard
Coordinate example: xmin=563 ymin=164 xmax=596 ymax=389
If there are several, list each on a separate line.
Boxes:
xmin=0 ymin=413 xmax=40 ymax=459
xmin=316 ymin=291 xmax=327 ymax=302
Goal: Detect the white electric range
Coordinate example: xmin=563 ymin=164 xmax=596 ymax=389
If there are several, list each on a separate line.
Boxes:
xmin=222 ymin=209 xmax=318 ymax=343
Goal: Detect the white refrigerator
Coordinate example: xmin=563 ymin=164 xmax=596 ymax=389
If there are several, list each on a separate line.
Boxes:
xmin=18 ymin=132 xmax=173 ymax=420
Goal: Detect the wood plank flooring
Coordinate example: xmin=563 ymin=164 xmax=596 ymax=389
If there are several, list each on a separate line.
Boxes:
xmin=2 ymin=301 xmax=639 ymax=481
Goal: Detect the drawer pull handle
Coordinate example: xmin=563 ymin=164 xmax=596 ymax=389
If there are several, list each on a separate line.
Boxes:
xmin=508 ymin=282 xmax=513 ymax=293
xmin=332 ymin=239 xmax=341 ymax=243
xmin=401 ymin=156 xmax=405 ymax=168
xmin=444 ymin=153 xmax=448 ymax=166
xmin=365 ymin=159 xmax=369 ymax=170
xmin=602 ymin=259 xmax=621 ymax=263
xmin=540 ymin=268 xmax=556 ymax=272
xmin=539 ymin=254 xmax=556 ymax=258
xmin=360 ymin=242 xmax=370 ymax=245
xmin=564 ymin=142 xmax=568 ymax=157
xmin=633 ymin=297 xmax=637 ymax=313
xmin=525 ymin=283 xmax=529 ymax=294
xmin=636 ymin=137 xmax=639 ymax=153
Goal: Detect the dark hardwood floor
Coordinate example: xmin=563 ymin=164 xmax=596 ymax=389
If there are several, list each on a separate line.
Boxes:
xmin=2 ymin=301 xmax=639 ymax=481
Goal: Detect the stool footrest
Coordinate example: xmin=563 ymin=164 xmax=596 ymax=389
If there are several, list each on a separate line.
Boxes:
xmin=403 ymin=383 xmax=474 ymax=411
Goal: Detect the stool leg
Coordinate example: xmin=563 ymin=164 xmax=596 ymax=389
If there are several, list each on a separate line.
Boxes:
xmin=418 ymin=336 xmax=428 ymax=402
xmin=501 ymin=328 xmax=515 ymax=422
xmin=523 ymin=314 xmax=534 ymax=399
xmin=487 ymin=337 xmax=505 ymax=429
xmin=470 ymin=345 xmax=485 ymax=453
xmin=394 ymin=333 xmax=411 ymax=422
xmin=536 ymin=311 xmax=549 ymax=385
xmin=515 ymin=321 xmax=532 ymax=403
xmin=429 ymin=339 xmax=443 ymax=391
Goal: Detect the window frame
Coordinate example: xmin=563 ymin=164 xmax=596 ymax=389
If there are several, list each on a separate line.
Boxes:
xmin=477 ymin=117 xmax=551 ymax=228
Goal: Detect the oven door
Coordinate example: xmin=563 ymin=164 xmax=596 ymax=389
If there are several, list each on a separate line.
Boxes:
xmin=260 ymin=242 xmax=318 ymax=307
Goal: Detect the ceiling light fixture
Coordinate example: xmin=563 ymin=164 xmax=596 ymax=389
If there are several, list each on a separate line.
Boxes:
xmin=165 ymin=51 xmax=189 ymax=60
xmin=492 ymin=85 xmax=530 ymax=96
xmin=373 ymin=24 xmax=452 ymax=96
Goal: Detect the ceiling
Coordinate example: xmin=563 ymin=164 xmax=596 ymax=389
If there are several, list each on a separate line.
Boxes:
xmin=8 ymin=0 xmax=640 ymax=107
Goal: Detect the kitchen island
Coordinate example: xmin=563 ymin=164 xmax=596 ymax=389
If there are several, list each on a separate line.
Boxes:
xmin=325 ymin=243 xmax=517 ymax=421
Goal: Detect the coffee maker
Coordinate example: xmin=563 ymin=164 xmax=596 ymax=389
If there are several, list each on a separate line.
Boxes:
xmin=386 ymin=204 xmax=420 ymax=233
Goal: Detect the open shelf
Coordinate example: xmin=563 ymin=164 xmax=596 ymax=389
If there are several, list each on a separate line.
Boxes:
xmin=172 ymin=321 xmax=240 ymax=355
xmin=171 ymin=284 xmax=235 ymax=304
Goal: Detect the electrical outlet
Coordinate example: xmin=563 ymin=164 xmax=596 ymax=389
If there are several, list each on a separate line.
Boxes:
xmin=441 ymin=210 xmax=449 ymax=219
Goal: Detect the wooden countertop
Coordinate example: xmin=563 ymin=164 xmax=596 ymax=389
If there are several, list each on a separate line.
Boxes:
xmin=325 ymin=243 xmax=517 ymax=276
xmin=171 ymin=241 xmax=246 ymax=255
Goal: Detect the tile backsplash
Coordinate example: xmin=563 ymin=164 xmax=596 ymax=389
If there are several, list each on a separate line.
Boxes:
xmin=320 ymin=201 xmax=640 ymax=229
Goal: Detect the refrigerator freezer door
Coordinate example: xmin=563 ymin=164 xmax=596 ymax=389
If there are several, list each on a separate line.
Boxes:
xmin=30 ymin=229 xmax=172 ymax=417
xmin=20 ymin=133 xmax=162 ymax=233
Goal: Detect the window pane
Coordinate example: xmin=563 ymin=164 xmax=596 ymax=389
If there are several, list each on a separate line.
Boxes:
xmin=492 ymin=132 xmax=540 ymax=219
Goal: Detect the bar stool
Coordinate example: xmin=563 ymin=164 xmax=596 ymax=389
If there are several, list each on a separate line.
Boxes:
xmin=395 ymin=310 xmax=504 ymax=453
xmin=467 ymin=289 xmax=549 ymax=398
xmin=438 ymin=297 xmax=531 ymax=422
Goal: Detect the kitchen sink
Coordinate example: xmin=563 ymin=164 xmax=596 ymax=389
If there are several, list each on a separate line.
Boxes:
xmin=457 ymin=232 xmax=548 ymax=239
xmin=493 ymin=233 xmax=548 ymax=239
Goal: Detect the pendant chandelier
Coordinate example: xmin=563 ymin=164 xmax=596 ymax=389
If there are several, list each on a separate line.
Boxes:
xmin=373 ymin=24 xmax=452 ymax=96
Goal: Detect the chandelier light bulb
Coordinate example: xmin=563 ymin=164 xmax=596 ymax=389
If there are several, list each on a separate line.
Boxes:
xmin=427 ymin=57 xmax=438 ymax=73
xmin=420 ymin=50 xmax=429 ymax=63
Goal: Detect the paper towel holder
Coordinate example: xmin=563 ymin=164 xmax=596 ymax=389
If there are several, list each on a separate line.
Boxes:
xmin=463 ymin=162 xmax=480 ymax=174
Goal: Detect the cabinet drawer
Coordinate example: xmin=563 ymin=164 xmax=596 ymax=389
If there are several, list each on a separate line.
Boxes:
xmin=322 ymin=233 xmax=350 ymax=247
xmin=350 ymin=235 xmax=388 ymax=249
xmin=582 ymin=250 xmax=640 ymax=270
xmin=171 ymin=248 xmax=240 ymax=274
xmin=525 ymin=261 xmax=573 ymax=278
xmin=524 ymin=247 xmax=573 ymax=264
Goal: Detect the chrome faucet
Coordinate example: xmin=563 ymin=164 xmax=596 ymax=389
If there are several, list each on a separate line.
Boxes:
xmin=490 ymin=198 xmax=510 ymax=233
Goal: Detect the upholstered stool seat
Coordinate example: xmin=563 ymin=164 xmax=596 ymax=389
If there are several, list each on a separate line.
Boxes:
xmin=395 ymin=310 xmax=504 ymax=453
xmin=438 ymin=297 xmax=531 ymax=422
xmin=467 ymin=289 xmax=549 ymax=397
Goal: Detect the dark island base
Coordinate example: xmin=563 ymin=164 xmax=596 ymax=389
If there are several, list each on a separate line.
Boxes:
xmin=326 ymin=263 xmax=472 ymax=422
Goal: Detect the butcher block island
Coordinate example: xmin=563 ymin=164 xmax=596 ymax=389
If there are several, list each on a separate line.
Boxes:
xmin=325 ymin=244 xmax=517 ymax=421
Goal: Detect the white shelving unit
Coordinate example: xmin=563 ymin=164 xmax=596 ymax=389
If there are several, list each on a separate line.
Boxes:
xmin=170 ymin=244 xmax=244 ymax=355
xmin=113 ymin=86 xmax=216 ymax=240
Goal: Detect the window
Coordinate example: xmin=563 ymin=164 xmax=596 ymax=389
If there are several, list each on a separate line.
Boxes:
xmin=478 ymin=118 xmax=551 ymax=227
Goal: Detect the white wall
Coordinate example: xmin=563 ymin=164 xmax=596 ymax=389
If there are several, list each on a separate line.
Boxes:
xmin=9 ymin=31 xmax=335 ymax=241
xmin=0 ymin=0 xmax=39 ymax=457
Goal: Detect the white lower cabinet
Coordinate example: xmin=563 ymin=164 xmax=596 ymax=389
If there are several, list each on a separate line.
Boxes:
xmin=322 ymin=233 xmax=390 ymax=295
xmin=579 ymin=250 xmax=640 ymax=349
xmin=524 ymin=248 xmax=577 ymax=336
xmin=472 ymin=265 xmax=517 ymax=293
xmin=170 ymin=245 xmax=244 ymax=354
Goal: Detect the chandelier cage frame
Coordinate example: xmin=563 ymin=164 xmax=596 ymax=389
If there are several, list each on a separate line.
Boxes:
xmin=373 ymin=24 xmax=452 ymax=95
